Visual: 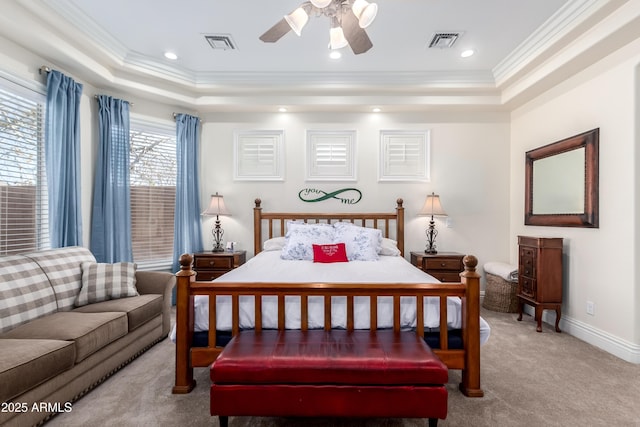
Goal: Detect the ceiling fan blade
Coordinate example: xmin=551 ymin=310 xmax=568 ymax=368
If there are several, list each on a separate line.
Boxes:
xmin=259 ymin=18 xmax=292 ymax=43
xmin=341 ymin=10 xmax=373 ymax=55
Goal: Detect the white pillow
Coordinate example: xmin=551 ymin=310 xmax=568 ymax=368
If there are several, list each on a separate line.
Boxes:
xmin=263 ymin=237 xmax=287 ymax=251
xmin=332 ymin=222 xmax=382 ymax=261
xmin=379 ymin=238 xmax=401 ymax=257
xmin=75 ymin=262 xmax=138 ymax=307
xmin=280 ymin=223 xmax=335 ymax=260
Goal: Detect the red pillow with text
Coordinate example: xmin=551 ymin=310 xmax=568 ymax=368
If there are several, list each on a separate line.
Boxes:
xmin=312 ymin=243 xmax=349 ymax=263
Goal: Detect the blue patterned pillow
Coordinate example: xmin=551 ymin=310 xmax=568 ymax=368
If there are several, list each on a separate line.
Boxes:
xmin=333 ymin=222 xmax=382 ymax=261
xmin=280 ymin=223 xmax=335 ymax=260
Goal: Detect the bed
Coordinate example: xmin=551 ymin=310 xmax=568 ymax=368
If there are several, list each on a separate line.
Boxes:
xmin=172 ymin=198 xmax=487 ymax=397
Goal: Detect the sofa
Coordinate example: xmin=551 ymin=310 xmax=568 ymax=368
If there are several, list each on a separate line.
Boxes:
xmin=0 ymin=246 xmax=175 ymax=427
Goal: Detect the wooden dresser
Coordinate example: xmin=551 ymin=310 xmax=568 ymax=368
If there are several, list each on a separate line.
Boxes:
xmin=410 ymin=251 xmax=464 ymax=283
xmin=193 ymin=251 xmax=246 ymax=281
xmin=516 ymin=236 xmax=563 ymax=332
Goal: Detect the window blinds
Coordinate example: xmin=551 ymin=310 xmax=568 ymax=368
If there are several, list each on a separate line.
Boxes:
xmin=129 ymin=124 xmax=176 ymax=268
xmin=0 ymin=80 xmax=48 ymax=255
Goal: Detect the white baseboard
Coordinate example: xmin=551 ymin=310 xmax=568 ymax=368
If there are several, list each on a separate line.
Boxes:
xmin=522 ymin=306 xmax=640 ymax=364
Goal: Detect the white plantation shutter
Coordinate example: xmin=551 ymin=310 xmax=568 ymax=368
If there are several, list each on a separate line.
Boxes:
xmin=129 ymin=121 xmax=176 ymax=268
xmin=306 ymin=130 xmax=356 ymax=181
xmin=379 ymin=130 xmax=430 ymax=181
xmin=234 ymin=130 xmax=284 ymax=180
xmin=0 ymin=78 xmax=48 ymax=255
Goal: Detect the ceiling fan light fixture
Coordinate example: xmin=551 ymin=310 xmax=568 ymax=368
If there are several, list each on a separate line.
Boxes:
xmin=284 ymin=7 xmax=310 ymax=36
xmin=329 ymin=17 xmax=349 ymax=49
xmin=260 ymin=0 xmax=374 ymax=54
xmin=310 ymin=0 xmax=332 ymax=8
xmin=351 ymin=0 xmax=378 ymax=28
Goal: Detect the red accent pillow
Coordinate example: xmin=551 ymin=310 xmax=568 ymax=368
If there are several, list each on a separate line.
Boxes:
xmin=312 ymin=243 xmax=349 ymax=263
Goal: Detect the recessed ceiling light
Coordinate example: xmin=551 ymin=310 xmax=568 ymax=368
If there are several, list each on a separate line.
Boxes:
xmin=278 ymin=107 xmax=287 ymax=112
xmin=372 ymin=107 xmax=381 ymax=113
xmin=164 ymin=51 xmax=178 ymax=60
xmin=460 ymin=49 xmax=475 ymax=58
xmin=329 ymin=51 xmax=342 ymax=60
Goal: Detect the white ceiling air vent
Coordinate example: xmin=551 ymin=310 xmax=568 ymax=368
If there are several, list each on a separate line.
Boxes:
xmin=428 ymin=32 xmax=461 ymax=49
xmin=205 ymin=34 xmax=237 ymax=50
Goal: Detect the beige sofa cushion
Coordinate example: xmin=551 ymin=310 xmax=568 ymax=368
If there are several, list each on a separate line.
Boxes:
xmin=0 ymin=339 xmax=75 ymax=402
xmin=1 ymin=312 xmax=127 ymax=363
xmin=73 ymin=294 xmax=163 ymax=332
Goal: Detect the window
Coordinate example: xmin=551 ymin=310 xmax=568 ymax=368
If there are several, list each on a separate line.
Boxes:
xmin=306 ymin=130 xmax=356 ymax=181
xmin=379 ymin=130 xmax=430 ymax=181
xmin=129 ymin=120 xmax=176 ymax=269
xmin=233 ymin=130 xmax=284 ymax=181
xmin=0 ymin=77 xmax=48 ymax=255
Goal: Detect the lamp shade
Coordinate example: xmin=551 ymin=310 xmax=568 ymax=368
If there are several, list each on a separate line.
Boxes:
xmin=202 ymin=193 xmax=231 ymax=216
xmin=418 ymin=192 xmax=447 ymax=217
xmin=352 ymin=0 xmax=378 ymax=28
xmin=284 ymin=7 xmax=309 ymax=36
xmin=329 ymin=17 xmax=349 ymax=49
xmin=310 ymin=0 xmax=332 ymax=7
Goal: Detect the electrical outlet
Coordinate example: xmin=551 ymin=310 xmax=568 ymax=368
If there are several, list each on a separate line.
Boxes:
xmin=445 ymin=218 xmax=453 ymax=228
xmin=586 ymin=301 xmax=595 ymax=316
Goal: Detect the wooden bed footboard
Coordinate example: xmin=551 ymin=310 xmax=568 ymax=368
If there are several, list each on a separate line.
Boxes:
xmin=173 ymin=253 xmax=483 ymax=398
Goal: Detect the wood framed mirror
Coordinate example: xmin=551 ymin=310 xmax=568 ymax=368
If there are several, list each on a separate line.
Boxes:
xmin=525 ymin=128 xmax=599 ymax=227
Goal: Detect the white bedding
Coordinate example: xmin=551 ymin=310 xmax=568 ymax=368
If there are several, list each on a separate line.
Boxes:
xmin=169 ymin=251 xmax=491 ymax=344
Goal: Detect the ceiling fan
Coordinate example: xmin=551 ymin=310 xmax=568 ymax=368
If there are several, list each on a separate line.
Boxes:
xmin=259 ymin=0 xmax=379 ymax=55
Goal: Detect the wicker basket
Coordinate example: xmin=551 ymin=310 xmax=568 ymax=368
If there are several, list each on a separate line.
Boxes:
xmin=482 ymin=273 xmax=519 ymax=313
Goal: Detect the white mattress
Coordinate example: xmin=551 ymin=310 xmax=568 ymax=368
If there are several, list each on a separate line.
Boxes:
xmin=170 ymin=251 xmax=491 ymax=344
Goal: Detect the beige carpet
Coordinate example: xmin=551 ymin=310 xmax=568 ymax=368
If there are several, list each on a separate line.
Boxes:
xmin=46 ymin=308 xmax=640 ymax=427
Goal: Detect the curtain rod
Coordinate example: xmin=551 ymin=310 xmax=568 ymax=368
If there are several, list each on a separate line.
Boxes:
xmin=173 ymin=113 xmax=201 ymax=121
xmin=39 ymin=65 xmax=51 ymax=75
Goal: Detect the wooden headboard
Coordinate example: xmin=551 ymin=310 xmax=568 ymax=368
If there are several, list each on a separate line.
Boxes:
xmin=253 ymin=198 xmax=405 ymax=256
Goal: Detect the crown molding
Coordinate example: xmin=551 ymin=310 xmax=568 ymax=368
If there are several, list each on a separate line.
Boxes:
xmin=39 ymin=0 xmax=129 ymax=60
xmin=492 ymin=0 xmax=613 ymax=87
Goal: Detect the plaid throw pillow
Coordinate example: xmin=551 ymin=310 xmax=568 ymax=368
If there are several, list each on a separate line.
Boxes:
xmin=75 ymin=262 xmax=138 ymax=307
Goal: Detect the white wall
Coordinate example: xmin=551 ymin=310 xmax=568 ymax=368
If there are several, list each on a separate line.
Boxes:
xmin=510 ymin=38 xmax=640 ymax=360
xmin=199 ymin=112 xmax=511 ymax=274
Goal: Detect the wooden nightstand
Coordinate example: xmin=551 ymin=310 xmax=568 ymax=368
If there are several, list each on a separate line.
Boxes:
xmin=410 ymin=251 xmax=464 ymax=283
xmin=192 ymin=251 xmax=246 ymax=281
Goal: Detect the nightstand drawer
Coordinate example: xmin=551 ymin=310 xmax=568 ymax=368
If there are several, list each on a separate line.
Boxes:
xmin=192 ymin=251 xmax=247 ymax=281
xmin=424 ymin=258 xmax=462 ymax=271
xmin=195 ymin=256 xmax=233 ymax=270
xmin=429 ymin=271 xmax=462 ymax=283
xmin=196 ymin=271 xmax=227 ymax=281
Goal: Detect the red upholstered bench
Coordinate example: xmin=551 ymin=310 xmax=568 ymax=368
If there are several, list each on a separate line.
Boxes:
xmin=210 ymin=329 xmax=448 ymax=427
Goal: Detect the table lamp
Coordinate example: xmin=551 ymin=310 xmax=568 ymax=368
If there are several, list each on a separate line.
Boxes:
xmin=202 ymin=193 xmax=231 ymax=252
xmin=418 ymin=192 xmax=447 ymax=254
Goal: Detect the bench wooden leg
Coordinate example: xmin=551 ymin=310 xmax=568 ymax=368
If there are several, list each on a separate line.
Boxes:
xmin=429 ymin=418 xmax=438 ymax=427
xmin=218 ymin=416 xmax=228 ymax=427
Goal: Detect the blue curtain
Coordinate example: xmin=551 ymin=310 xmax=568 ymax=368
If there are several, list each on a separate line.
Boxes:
xmin=172 ymin=114 xmax=203 ymax=272
xmin=90 ymin=95 xmax=132 ymax=263
xmin=45 ymin=70 xmax=83 ymax=248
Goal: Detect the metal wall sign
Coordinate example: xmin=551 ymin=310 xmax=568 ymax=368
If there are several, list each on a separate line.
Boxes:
xmin=298 ymin=188 xmax=362 ymax=204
